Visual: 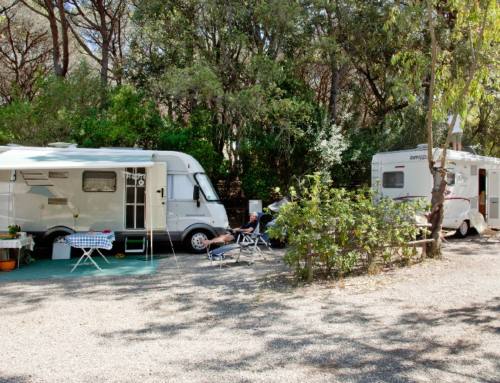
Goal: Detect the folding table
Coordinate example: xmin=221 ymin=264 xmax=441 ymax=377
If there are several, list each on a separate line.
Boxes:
xmin=0 ymin=235 xmax=35 ymax=268
xmin=64 ymin=232 xmax=115 ymax=272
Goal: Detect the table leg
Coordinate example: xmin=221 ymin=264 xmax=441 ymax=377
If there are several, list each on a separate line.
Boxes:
xmin=71 ymin=250 xmax=88 ymax=272
xmin=96 ymin=249 xmax=110 ymax=264
xmin=85 ymin=249 xmax=102 ymax=271
xmin=71 ymin=249 xmax=102 ymax=272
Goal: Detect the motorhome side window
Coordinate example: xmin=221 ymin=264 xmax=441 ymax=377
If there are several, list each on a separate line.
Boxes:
xmin=382 ymin=171 xmax=404 ymax=188
xmin=82 ymin=171 xmax=117 ymax=192
xmin=167 ymin=174 xmax=193 ymax=200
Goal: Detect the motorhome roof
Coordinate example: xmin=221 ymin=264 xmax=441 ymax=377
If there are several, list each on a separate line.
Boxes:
xmin=373 ymin=147 xmax=500 ymax=165
xmin=0 ymin=147 xmax=155 ymax=170
xmin=0 ymin=146 xmax=206 ymax=173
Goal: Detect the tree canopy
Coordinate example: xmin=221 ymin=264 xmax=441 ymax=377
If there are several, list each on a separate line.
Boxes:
xmin=0 ymin=0 xmax=498 ymax=201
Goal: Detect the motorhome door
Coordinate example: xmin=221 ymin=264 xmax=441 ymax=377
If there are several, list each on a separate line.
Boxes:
xmin=0 ymin=171 xmax=11 ymax=228
xmin=125 ymin=168 xmax=146 ymax=229
xmin=487 ymin=169 xmax=499 ymax=227
xmin=146 ymin=163 xmax=167 ymax=231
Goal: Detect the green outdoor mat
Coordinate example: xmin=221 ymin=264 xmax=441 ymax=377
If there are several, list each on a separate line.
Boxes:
xmin=0 ymin=256 xmax=158 ymax=282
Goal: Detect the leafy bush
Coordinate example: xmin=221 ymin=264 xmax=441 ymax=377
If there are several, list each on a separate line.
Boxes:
xmin=158 ymin=109 xmax=228 ymax=180
xmin=267 ymin=173 xmax=426 ymax=281
xmin=78 ymin=85 xmax=164 ymax=148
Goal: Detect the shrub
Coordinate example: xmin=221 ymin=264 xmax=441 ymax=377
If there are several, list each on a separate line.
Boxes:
xmin=267 ymin=173 xmax=426 ymax=281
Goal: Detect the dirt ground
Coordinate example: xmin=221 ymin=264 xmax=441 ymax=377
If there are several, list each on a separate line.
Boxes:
xmin=0 ymin=233 xmax=499 ymax=383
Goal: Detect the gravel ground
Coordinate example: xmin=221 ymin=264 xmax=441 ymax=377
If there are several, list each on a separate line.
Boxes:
xmin=1 ymin=234 xmax=499 ymax=383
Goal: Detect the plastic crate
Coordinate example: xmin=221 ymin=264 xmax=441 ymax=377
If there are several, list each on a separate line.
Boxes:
xmin=52 ymin=241 xmax=71 ymax=260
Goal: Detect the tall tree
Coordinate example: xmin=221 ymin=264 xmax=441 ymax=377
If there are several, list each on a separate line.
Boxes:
xmin=19 ymin=0 xmax=70 ymax=77
xmin=426 ymin=0 xmax=493 ymax=256
xmin=0 ymin=8 xmax=52 ymax=102
xmin=66 ymin=0 xmax=127 ymax=86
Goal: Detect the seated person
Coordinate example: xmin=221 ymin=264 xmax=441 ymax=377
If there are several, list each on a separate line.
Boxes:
xmin=202 ymin=212 xmax=258 ymax=248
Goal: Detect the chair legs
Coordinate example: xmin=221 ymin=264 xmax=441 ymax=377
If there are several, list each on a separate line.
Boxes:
xmin=206 ymin=237 xmax=272 ymax=268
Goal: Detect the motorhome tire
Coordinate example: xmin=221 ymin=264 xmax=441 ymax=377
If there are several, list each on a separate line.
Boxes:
xmin=34 ymin=230 xmax=73 ymax=258
xmin=456 ymin=220 xmax=469 ymax=238
xmin=185 ymin=230 xmax=211 ymax=253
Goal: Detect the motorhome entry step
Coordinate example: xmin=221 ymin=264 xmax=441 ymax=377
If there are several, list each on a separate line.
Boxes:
xmin=125 ymin=236 xmax=148 ymax=254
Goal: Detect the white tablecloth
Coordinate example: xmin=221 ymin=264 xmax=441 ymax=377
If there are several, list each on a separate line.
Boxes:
xmin=0 ymin=236 xmax=35 ymax=251
xmin=0 ymin=235 xmax=35 ymax=269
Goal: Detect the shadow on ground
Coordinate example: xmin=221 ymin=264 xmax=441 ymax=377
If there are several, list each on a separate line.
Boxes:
xmin=1 ymin=242 xmax=499 ymax=382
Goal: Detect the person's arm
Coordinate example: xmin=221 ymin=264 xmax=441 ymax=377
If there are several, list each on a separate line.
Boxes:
xmin=234 ymin=223 xmax=255 ymax=234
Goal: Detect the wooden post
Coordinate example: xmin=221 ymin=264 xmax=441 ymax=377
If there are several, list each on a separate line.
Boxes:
xmin=422 ymin=228 xmax=427 ymax=258
xmin=306 ymin=243 xmax=313 ymax=283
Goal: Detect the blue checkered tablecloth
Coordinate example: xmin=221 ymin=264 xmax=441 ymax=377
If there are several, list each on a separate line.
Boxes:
xmin=65 ymin=232 xmax=115 ymax=250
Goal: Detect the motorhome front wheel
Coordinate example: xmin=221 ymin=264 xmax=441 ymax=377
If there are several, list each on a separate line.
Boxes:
xmin=185 ymin=230 xmax=210 ymax=254
xmin=456 ymin=220 xmax=470 ymax=238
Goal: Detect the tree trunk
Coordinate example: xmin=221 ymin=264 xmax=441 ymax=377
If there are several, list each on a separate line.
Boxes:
xmin=99 ymin=0 xmax=109 ymax=88
xmin=45 ymin=0 xmax=62 ymax=76
xmin=40 ymin=0 xmax=69 ymax=78
xmin=428 ymin=171 xmax=447 ymax=256
xmin=57 ymin=0 xmax=69 ymax=77
xmin=328 ymin=63 xmax=339 ymax=124
xmin=425 ymin=0 xmax=440 ymax=256
xmin=100 ymin=39 xmax=109 ymax=87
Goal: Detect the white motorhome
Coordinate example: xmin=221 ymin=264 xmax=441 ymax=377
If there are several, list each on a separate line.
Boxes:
xmin=0 ymin=145 xmax=229 ymax=252
xmin=372 ymin=145 xmax=500 ymax=236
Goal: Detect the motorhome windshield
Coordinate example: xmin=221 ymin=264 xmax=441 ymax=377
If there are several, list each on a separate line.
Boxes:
xmin=195 ymin=173 xmax=220 ymax=201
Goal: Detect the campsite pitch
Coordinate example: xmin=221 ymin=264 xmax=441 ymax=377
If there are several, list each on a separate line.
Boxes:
xmin=0 ymin=235 xmax=499 ymax=383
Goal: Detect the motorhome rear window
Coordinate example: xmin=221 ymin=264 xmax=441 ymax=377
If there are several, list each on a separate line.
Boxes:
xmin=382 ymin=172 xmax=404 ymax=188
xmin=446 ymin=172 xmax=455 ymax=186
xmin=82 ymin=171 xmax=116 ymax=192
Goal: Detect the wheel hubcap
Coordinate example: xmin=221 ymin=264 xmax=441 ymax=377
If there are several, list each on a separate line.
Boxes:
xmin=191 ymin=232 xmax=208 ymax=250
xmin=459 ymin=222 xmax=468 ymax=236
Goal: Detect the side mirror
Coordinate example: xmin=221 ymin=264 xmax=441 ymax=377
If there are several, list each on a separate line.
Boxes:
xmin=193 ymin=185 xmax=200 ymax=207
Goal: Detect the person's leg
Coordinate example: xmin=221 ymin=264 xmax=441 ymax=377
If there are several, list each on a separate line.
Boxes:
xmin=202 ymin=233 xmax=235 ymax=247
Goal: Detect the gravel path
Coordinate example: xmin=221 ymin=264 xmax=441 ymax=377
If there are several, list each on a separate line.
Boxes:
xmin=1 ymin=234 xmax=499 ymax=383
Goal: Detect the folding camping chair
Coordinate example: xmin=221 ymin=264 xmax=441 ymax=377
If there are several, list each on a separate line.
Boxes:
xmin=205 ymin=213 xmax=272 ymax=268
xmin=235 ymin=212 xmax=273 ymax=253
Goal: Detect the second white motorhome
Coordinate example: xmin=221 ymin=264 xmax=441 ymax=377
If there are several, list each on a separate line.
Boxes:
xmin=0 ymin=145 xmax=229 ymax=253
xmin=372 ymin=145 xmax=500 ymax=236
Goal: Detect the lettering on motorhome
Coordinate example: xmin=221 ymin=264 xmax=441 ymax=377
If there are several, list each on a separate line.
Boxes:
xmin=125 ymin=172 xmax=146 ymax=181
xmin=410 ymin=155 xmax=427 ymax=160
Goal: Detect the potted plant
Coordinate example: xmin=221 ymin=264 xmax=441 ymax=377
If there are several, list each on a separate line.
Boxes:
xmin=0 ymin=248 xmax=16 ymax=271
xmin=8 ymin=224 xmax=21 ymax=238
xmin=0 ymin=225 xmax=21 ymax=271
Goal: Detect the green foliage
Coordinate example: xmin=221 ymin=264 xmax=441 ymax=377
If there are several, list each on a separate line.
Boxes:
xmin=78 ymin=85 xmax=164 ymax=148
xmin=0 ymin=100 xmax=36 ymax=144
xmin=158 ymin=109 xmax=228 ymax=179
xmin=0 ymin=64 xmax=101 ymax=145
xmin=268 ymin=174 xmax=426 ymax=280
xmin=1 ymin=0 xmax=498 ymax=202
xmin=0 ymin=64 xmax=164 ymax=149
xmin=7 ymin=224 xmax=21 ymax=235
